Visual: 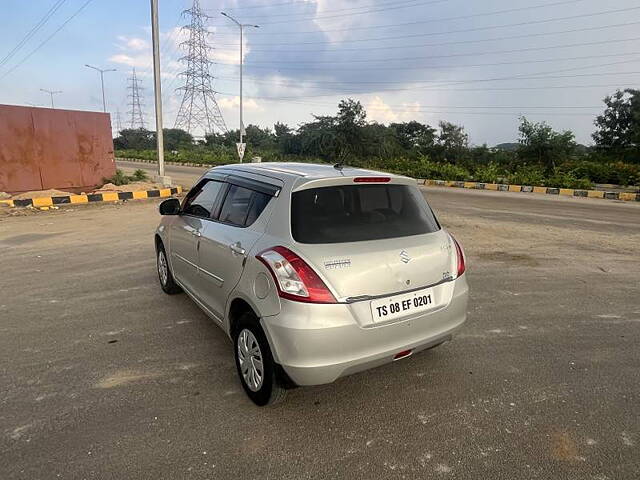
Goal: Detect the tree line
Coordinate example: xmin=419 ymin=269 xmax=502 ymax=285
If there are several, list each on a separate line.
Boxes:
xmin=114 ymin=88 xmax=640 ymax=188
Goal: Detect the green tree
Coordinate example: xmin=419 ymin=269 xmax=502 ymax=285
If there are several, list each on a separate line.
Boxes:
xmin=297 ymin=115 xmax=339 ymax=161
xmin=296 ymin=99 xmax=368 ymax=162
xmin=274 ymin=122 xmax=298 ymax=154
xmin=244 ymin=125 xmax=276 ymax=150
xmin=162 ymin=128 xmax=193 ymax=151
xmin=204 ymin=130 xmax=237 ymax=148
xmin=592 ymin=89 xmax=640 ymax=161
xmin=517 ymin=117 xmax=576 ymax=172
xmin=113 ymin=128 xmax=155 ymax=150
xmin=390 ymin=121 xmax=437 ymax=154
xmin=437 ymin=121 xmax=469 ymax=162
xmin=334 ymin=99 xmax=367 ymax=160
xmin=362 ymin=122 xmax=405 ymax=160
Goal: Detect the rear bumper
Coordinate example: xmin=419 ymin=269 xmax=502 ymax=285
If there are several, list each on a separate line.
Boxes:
xmin=261 ymin=275 xmax=469 ymax=386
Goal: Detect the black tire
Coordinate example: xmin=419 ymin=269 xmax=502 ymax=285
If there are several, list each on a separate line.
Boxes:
xmin=157 ymin=242 xmax=182 ymax=295
xmin=233 ymin=313 xmax=286 ymax=406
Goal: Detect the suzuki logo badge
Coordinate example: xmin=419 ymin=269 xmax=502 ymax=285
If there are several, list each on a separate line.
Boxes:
xmin=399 ymin=250 xmax=411 ymax=264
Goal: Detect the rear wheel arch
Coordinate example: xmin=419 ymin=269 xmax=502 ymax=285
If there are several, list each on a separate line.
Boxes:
xmin=226 ymin=296 xmax=293 ymax=388
xmin=228 ymin=297 xmax=258 ymax=337
xmin=154 ymin=234 xmax=163 ymax=251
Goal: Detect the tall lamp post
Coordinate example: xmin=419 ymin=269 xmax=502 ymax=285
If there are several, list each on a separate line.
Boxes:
xmin=84 ymin=64 xmax=116 ymax=113
xmin=221 ymin=12 xmax=258 ymax=162
xmin=150 ymin=0 xmax=169 ymax=185
xmin=40 ymin=89 xmax=62 ymax=108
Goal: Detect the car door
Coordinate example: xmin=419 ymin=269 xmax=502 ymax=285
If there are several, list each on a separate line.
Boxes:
xmin=196 ymin=181 xmax=274 ymax=322
xmin=169 ymin=179 xmax=225 ymax=296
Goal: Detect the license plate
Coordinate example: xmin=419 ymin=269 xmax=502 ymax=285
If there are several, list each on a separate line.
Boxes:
xmin=371 ymin=287 xmax=435 ymax=322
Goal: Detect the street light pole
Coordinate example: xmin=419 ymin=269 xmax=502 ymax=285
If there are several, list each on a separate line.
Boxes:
xmin=85 ymin=64 xmax=116 ymax=113
xmin=221 ymin=12 xmax=258 ymax=163
xmin=40 ymin=89 xmax=62 ymax=108
xmin=150 ymin=0 xmax=169 ymax=185
xmin=240 ymin=24 xmax=243 ymax=148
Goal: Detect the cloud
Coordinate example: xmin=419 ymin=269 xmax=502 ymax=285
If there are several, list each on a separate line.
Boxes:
xmin=311 ymin=0 xmax=368 ymax=43
xmin=209 ymin=27 xmax=249 ymax=66
xmin=366 ymin=96 xmax=398 ymax=123
xmin=110 ymin=34 xmax=152 ymax=69
xmin=116 ymin=35 xmax=149 ymax=51
xmin=108 ymin=53 xmax=152 ymax=69
xmin=366 ymin=96 xmax=422 ymax=124
xmin=218 ymin=96 xmax=263 ymax=112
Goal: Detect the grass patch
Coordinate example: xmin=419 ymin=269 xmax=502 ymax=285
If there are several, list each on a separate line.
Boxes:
xmin=103 ymin=168 xmax=149 ymax=186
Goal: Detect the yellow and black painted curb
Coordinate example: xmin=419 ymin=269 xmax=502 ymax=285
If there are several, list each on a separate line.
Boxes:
xmin=118 ymin=157 xmax=212 ymax=168
xmin=421 ymin=180 xmax=640 ymax=202
xmin=0 ymin=186 xmax=182 ymax=209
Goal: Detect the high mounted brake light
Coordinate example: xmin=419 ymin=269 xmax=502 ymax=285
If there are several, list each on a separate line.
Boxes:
xmin=353 ymin=177 xmax=391 ymax=183
xmin=449 ymin=234 xmax=466 ymax=278
xmin=256 ymin=246 xmax=337 ymax=304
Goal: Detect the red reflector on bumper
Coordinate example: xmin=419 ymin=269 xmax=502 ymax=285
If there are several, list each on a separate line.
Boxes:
xmin=393 ymin=349 xmax=413 ymax=360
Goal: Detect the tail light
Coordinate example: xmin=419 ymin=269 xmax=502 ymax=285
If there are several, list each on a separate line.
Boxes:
xmin=450 ymin=234 xmax=466 ymax=277
xmin=353 ymin=177 xmax=390 ymax=183
xmin=256 ymin=246 xmax=337 ymax=304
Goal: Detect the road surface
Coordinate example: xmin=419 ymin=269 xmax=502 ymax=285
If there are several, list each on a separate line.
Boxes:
xmin=1 ymin=162 xmax=638 ymax=479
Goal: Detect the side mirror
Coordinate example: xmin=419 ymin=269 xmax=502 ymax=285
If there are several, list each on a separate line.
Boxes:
xmin=159 ymin=198 xmax=181 ymax=215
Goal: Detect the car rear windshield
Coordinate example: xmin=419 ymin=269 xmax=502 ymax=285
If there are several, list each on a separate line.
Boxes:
xmin=291 ymin=184 xmax=440 ymax=244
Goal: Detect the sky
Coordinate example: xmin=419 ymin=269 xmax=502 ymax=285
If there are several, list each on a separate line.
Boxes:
xmin=1 ymin=0 xmax=639 ymax=145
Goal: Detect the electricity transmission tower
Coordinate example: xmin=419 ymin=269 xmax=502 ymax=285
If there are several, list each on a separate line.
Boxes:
xmin=174 ymin=0 xmax=227 ymax=136
xmin=127 ymin=68 xmax=146 ymax=129
xmin=114 ymin=109 xmax=123 ymax=135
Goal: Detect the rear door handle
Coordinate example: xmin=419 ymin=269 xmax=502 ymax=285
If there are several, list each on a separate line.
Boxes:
xmin=229 ymin=242 xmax=246 ymax=256
xmin=192 ymin=231 xmax=201 ymax=237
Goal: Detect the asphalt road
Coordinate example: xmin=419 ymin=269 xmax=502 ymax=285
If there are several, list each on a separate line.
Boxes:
xmin=1 ymin=163 xmax=639 ymax=479
xmin=119 ymin=159 xmax=640 ymax=235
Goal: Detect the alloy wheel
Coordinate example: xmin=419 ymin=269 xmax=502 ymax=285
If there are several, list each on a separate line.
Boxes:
xmin=237 ymin=329 xmax=264 ymax=392
xmin=158 ymin=250 xmax=168 ymax=286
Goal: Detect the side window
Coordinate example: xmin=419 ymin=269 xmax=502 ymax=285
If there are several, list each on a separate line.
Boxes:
xmin=219 ymin=185 xmax=270 ymax=227
xmin=245 ymin=191 xmax=270 ymax=226
xmin=182 ymin=180 xmax=224 ymax=218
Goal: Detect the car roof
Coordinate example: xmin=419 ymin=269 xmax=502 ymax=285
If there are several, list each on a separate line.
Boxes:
xmin=211 ymin=162 xmax=402 ymax=182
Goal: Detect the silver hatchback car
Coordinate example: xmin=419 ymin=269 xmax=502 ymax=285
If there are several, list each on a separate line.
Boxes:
xmin=155 ymin=162 xmax=468 ymax=405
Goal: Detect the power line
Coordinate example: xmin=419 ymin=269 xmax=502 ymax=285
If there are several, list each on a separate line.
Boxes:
xmin=237 ymin=20 xmax=640 ymax=54
xmin=224 ymin=36 xmax=640 ymax=64
xmin=215 ymin=59 xmax=640 ymax=88
xmin=218 ymin=83 xmax=639 ymax=101
xmin=214 ymin=0 xmax=313 ymax=11
xmin=0 ymin=0 xmax=67 ymax=68
xmin=215 ymin=57 xmax=640 ymax=100
xmin=205 ymin=0 xmax=450 ymax=25
xmin=217 ymin=0 xmax=429 ymax=13
xmin=212 ymin=7 xmax=640 ymax=48
xmin=212 ymin=52 xmax=640 ymax=72
xmin=0 ymin=0 xmax=95 ymax=81
xmin=226 ymin=71 xmax=640 ymax=96
xmin=208 ymin=0 xmax=591 ymax=35
xmin=215 ymin=71 xmax=640 ymax=100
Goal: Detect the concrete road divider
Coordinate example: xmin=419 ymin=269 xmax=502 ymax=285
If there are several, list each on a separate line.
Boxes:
xmin=423 ymin=179 xmax=639 ymax=202
xmin=0 ymin=186 xmax=182 ymax=209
